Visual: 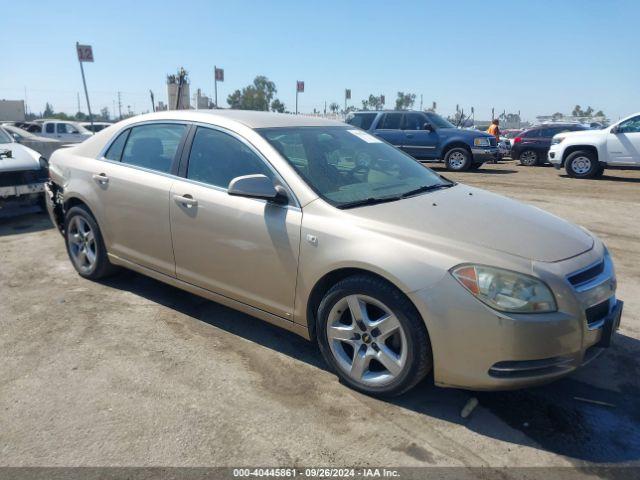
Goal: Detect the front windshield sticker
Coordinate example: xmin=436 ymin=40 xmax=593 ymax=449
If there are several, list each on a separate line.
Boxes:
xmin=347 ymin=129 xmax=382 ymax=143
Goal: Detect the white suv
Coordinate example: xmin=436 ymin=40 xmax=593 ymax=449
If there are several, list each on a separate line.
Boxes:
xmin=548 ymin=112 xmax=640 ymax=178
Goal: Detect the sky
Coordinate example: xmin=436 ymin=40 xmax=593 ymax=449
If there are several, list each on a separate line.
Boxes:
xmin=2 ymin=0 xmax=638 ymax=122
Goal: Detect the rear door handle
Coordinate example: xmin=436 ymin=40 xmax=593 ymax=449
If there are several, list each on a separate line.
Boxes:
xmin=405 ymin=133 xmax=414 ymax=138
xmin=173 ymin=194 xmax=198 ymax=208
xmin=92 ymin=173 xmax=109 ymax=184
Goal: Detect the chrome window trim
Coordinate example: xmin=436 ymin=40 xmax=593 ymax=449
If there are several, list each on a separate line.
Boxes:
xmin=95 ymin=119 xmax=301 ymax=210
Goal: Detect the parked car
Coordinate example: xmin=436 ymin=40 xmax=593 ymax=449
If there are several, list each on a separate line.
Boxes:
xmin=80 ymin=121 xmax=112 ymax=133
xmin=2 ymin=121 xmax=43 ymax=133
xmin=46 ymin=110 xmax=622 ymax=396
xmin=549 ymin=112 xmax=640 ymax=178
xmin=511 ymin=124 xmax=588 ymax=166
xmin=39 ymin=120 xmax=92 ymax=143
xmin=346 ymin=110 xmax=498 ymax=171
xmin=0 ymin=127 xmax=49 ymax=209
xmin=2 ymin=125 xmax=65 ymax=159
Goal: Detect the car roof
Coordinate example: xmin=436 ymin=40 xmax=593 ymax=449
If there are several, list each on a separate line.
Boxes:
xmin=116 ymin=110 xmax=346 ymax=129
xmin=351 ymin=110 xmax=426 ymax=114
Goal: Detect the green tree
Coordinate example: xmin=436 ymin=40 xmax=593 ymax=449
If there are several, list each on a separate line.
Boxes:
xmin=395 ymin=92 xmax=416 ymax=110
xmin=329 ymin=102 xmax=340 ymax=114
xmin=552 ymin=112 xmax=563 ymax=121
xmin=594 ymin=110 xmax=605 ymax=117
xmin=270 ymin=99 xmax=285 ymax=113
xmin=367 ymin=94 xmax=384 ymax=110
xmin=43 ymin=103 xmax=54 ymax=117
xmin=228 ymin=75 xmax=277 ymax=111
xmin=99 ymin=107 xmax=110 ymax=121
xmin=572 ymin=105 xmax=584 ymax=116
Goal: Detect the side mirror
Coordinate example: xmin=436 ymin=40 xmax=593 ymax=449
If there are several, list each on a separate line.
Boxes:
xmin=610 ymin=126 xmax=620 ymax=134
xmin=423 ymin=123 xmax=434 ymax=132
xmin=228 ymin=174 xmax=288 ymax=204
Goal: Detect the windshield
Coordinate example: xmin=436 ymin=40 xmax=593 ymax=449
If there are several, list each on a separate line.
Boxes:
xmin=0 ymin=128 xmax=13 ymax=143
xmin=425 ymin=112 xmax=455 ymax=129
xmin=258 ymin=126 xmax=451 ymax=208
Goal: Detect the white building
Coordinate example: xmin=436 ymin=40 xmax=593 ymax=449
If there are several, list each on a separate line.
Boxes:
xmin=0 ymin=100 xmax=25 ymax=121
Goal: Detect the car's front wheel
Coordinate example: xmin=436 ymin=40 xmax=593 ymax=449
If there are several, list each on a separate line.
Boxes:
xmin=65 ymin=205 xmax=119 ymax=280
xmin=565 ymin=150 xmax=600 ymax=178
xmin=317 ymin=275 xmax=432 ymax=397
xmin=519 ymin=149 xmax=539 ymax=166
xmin=444 ymin=147 xmax=472 ymax=171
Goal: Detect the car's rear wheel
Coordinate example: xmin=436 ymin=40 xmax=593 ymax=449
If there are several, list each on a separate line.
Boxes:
xmin=317 ymin=275 xmax=432 ymax=397
xmin=444 ymin=147 xmax=472 ymax=171
xmin=565 ymin=150 xmax=600 ymax=178
xmin=519 ymin=149 xmax=539 ymax=166
xmin=65 ymin=205 xmax=118 ymax=280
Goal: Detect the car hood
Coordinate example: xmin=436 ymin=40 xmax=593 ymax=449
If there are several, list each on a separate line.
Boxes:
xmin=349 ymin=184 xmax=593 ymax=263
xmin=0 ymin=142 xmax=41 ymax=172
xmin=556 ymin=129 xmax=601 ymax=139
xmin=439 ymin=127 xmax=493 ymax=139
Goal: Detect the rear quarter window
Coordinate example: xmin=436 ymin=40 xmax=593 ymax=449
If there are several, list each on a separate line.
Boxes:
xmin=346 ymin=113 xmax=377 ymax=130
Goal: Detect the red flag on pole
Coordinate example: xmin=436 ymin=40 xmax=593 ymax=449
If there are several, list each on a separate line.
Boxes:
xmin=215 ymin=67 xmax=224 ymax=82
xmin=296 ymin=81 xmax=305 ymax=93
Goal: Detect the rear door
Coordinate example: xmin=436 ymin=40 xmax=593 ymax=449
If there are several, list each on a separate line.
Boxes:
xmin=169 ymin=125 xmax=301 ymax=318
xmin=400 ymin=112 xmax=438 ymax=159
xmin=93 ymin=122 xmax=188 ymax=276
xmin=607 ymin=115 xmax=640 ymax=164
xmin=372 ymin=113 xmax=404 ymax=146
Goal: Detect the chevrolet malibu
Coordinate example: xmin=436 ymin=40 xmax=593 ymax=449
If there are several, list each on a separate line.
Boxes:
xmin=46 ymin=110 xmax=623 ymax=396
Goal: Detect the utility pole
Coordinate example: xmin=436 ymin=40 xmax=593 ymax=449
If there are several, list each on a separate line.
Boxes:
xmin=150 ymin=90 xmax=156 ymax=112
xmin=77 ymin=92 xmax=81 ymax=114
xmin=420 ymin=94 xmax=423 ymax=111
xmin=75 ymin=42 xmax=94 ymax=132
xmin=112 ymin=100 xmax=116 ymax=121
xmin=117 ymin=91 xmax=123 ymax=120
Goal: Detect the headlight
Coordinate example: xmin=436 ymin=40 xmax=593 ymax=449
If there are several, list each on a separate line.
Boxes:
xmin=551 ymin=136 xmax=565 ymax=145
xmin=451 ymin=264 xmax=557 ymax=313
xmin=473 ymin=137 xmax=491 ymax=147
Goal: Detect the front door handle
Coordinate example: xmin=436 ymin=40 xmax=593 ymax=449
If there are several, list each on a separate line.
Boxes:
xmin=92 ymin=173 xmax=109 ymax=185
xmin=173 ymin=194 xmax=198 ymax=208
xmin=405 ymin=133 xmax=414 ymax=138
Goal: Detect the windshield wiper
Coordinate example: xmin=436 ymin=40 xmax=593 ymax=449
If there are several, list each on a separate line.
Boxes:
xmin=337 ymin=195 xmax=403 ymax=210
xmin=400 ymin=182 xmax=455 ymax=198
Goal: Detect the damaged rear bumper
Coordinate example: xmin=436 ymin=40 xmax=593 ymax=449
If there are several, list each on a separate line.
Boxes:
xmin=45 ymin=181 xmax=65 ymax=234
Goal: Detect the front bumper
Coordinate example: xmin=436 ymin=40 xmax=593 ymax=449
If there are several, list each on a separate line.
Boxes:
xmin=0 ymin=182 xmax=44 ymax=199
xmin=548 ymin=144 xmax=564 ymax=168
xmin=471 ymin=147 xmax=499 ymax=163
xmin=408 ymin=246 xmax=621 ymax=390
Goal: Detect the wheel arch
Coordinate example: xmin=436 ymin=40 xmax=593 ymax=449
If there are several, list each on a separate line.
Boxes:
xmin=305 ymin=267 xmax=428 ymax=343
xmin=441 ymin=140 xmax=472 ymax=159
xmin=561 ymin=145 xmax=599 ymax=167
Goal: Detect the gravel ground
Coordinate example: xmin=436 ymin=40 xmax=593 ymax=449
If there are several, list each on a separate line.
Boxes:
xmin=1 ymin=160 xmax=639 ymax=475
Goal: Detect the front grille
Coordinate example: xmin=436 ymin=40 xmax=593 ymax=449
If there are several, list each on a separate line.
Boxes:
xmin=585 ymin=299 xmax=610 ymax=328
xmin=0 ymin=169 xmax=48 ymax=188
xmin=567 ymin=260 xmax=604 ymax=287
xmin=488 ymin=356 xmax=573 ymax=378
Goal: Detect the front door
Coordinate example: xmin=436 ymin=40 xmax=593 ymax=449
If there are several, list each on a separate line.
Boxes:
xmin=607 ymin=115 xmax=640 ymax=165
xmin=93 ymin=122 xmax=188 ymax=276
xmin=401 ymin=112 xmax=439 ymax=159
xmin=169 ymin=126 xmax=301 ymax=319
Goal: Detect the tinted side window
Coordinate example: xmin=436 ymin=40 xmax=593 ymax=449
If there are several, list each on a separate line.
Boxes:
xmin=187 ymin=127 xmax=273 ymax=189
xmin=523 ymin=129 xmax=540 ymax=138
xmin=617 ymin=116 xmax=640 ymax=133
xmin=45 ymin=123 xmax=55 ymax=134
xmin=104 ymin=130 xmax=130 ymax=161
xmin=121 ymin=124 xmax=186 ymax=173
xmin=346 ymin=113 xmax=376 ymax=130
xmin=378 ymin=113 xmax=402 ymax=130
xmin=403 ymin=113 xmax=426 ymax=130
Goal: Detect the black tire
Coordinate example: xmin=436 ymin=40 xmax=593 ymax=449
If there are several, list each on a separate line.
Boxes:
xmin=64 ymin=205 xmax=119 ymax=280
xmin=565 ymin=150 xmax=600 ymax=178
xmin=519 ymin=149 xmax=539 ymax=166
xmin=316 ymin=274 xmax=432 ymax=397
xmin=444 ymin=147 xmax=472 ymax=171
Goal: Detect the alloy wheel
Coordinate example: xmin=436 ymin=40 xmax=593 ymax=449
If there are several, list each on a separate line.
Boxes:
xmin=520 ymin=150 xmax=538 ymax=166
xmin=67 ymin=216 xmax=97 ymax=273
xmin=448 ymin=151 xmax=467 ymax=170
xmin=326 ymin=294 xmax=408 ymax=387
xmin=571 ymin=156 xmax=592 ymax=175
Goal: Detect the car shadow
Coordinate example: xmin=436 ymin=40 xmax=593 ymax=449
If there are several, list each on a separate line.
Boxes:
xmin=101 ymin=271 xmax=640 ymax=465
xmin=559 ymin=174 xmax=640 ymax=184
xmin=429 ymin=165 xmax=519 ymax=175
xmin=0 ymin=210 xmax=53 ymax=236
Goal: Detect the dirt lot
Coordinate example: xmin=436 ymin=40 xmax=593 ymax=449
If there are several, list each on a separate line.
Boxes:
xmin=1 ymin=160 xmax=639 ymax=473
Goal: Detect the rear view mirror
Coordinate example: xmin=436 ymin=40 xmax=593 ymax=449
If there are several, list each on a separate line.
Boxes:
xmin=423 ymin=123 xmax=434 ymax=132
xmin=228 ymin=174 xmax=288 ymax=204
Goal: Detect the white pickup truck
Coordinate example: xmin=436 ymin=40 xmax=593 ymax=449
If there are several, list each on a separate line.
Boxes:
xmin=39 ymin=120 xmax=92 ymax=143
xmin=549 ymin=112 xmax=640 ymax=178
